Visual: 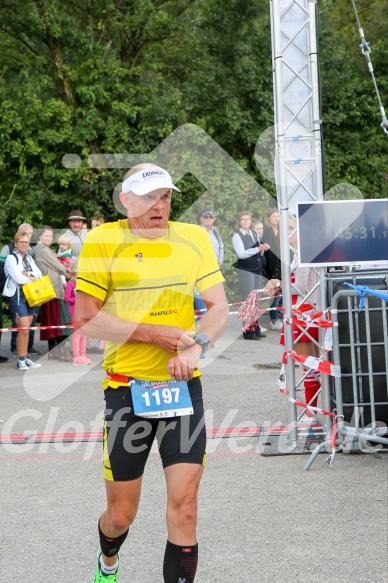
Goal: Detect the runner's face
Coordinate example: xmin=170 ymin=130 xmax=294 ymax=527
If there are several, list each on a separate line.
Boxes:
xmin=122 ymin=189 xmax=172 ymax=238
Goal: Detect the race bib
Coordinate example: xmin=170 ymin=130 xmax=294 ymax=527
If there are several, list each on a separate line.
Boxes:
xmin=130 ymin=379 xmax=193 ymax=418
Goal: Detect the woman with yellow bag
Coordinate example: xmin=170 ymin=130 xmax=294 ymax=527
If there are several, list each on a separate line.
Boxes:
xmin=31 ymin=226 xmax=73 ymax=361
xmin=3 ymin=230 xmax=42 ymax=371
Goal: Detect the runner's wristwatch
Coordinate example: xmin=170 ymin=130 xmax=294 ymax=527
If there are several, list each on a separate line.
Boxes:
xmin=193 ymin=333 xmax=210 ymax=354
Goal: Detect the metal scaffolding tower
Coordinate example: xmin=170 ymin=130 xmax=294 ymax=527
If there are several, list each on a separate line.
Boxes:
xmin=270 ymin=0 xmax=330 ymax=447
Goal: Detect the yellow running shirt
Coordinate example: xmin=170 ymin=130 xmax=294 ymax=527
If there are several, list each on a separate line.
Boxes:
xmin=77 ymin=219 xmax=224 ymax=388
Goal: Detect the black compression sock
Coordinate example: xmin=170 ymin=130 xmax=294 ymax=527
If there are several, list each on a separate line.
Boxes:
xmin=163 ymin=540 xmax=198 ymax=583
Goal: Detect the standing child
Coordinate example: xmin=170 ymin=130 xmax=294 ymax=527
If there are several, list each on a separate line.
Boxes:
xmin=64 ymin=259 xmax=91 ymax=366
xmin=57 ymin=234 xmax=73 ymax=282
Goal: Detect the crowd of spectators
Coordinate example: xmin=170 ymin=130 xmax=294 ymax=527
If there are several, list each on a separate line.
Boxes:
xmin=0 ymin=212 xmax=105 ymax=369
xmin=0 ymin=206 xmax=290 ymax=369
xmin=3 ymin=203 xmax=378 ymax=383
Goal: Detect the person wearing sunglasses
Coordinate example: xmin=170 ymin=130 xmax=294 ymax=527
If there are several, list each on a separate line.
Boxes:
xmin=198 ymin=209 xmax=224 ymax=268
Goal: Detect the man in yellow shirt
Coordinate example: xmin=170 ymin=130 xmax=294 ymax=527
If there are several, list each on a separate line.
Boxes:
xmin=76 ymin=163 xmax=228 ymax=583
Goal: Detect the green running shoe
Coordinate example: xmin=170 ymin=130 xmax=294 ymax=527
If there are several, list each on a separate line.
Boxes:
xmin=92 ymin=548 xmax=120 ymax=582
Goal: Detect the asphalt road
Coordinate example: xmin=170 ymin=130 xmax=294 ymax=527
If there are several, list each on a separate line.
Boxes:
xmin=1 ymin=314 xmax=387 ymax=583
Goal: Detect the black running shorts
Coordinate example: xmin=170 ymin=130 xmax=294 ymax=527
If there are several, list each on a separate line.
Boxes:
xmin=102 ymin=377 xmax=207 ymax=481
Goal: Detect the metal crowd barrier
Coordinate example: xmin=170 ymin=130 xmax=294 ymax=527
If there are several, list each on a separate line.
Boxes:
xmin=303 ymin=281 xmax=388 ymax=471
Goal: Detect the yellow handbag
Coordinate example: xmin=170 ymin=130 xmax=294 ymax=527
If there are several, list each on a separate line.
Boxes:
xmin=22 ymin=275 xmax=56 ymax=307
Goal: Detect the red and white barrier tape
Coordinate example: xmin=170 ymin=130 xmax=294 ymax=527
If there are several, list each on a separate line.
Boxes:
xmin=291 ymin=316 xmax=337 ymax=329
xmin=288 ymin=352 xmax=341 ymax=377
xmin=196 ymin=296 xmax=281 ymax=321
xmin=237 ymin=292 xmax=336 ymax=332
xmin=285 ymin=392 xmax=340 ymax=466
xmin=283 ymin=394 xmax=335 ymax=419
xmin=0 ymin=325 xmax=74 ymax=332
xmin=278 ymin=351 xmax=342 ymax=467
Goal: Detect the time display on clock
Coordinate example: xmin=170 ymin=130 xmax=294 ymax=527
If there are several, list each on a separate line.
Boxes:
xmin=335 ymin=226 xmax=387 ymax=239
xmin=297 ymin=199 xmax=388 ymax=266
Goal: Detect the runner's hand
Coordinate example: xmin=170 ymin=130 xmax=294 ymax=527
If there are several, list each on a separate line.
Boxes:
xmin=167 ymin=344 xmax=203 ymax=381
xmin=151 ymin=326 xmax=195 ymax=353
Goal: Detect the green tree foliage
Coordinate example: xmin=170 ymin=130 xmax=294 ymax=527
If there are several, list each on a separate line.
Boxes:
xmin=318 ymin=0 xmax=388 ymax=196
xmin=0 ymin=0 xmax=201 ymax=237
xmin=0 ymin=0 xmax=386 ymax=301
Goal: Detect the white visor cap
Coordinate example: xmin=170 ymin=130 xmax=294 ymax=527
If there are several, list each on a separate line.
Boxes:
xmin=121 ymin=166 xmax=180 ymax=196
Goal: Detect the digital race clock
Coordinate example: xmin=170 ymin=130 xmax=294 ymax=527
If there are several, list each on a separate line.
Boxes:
xmin=297 ymin=199 xmax=388 ymax=267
